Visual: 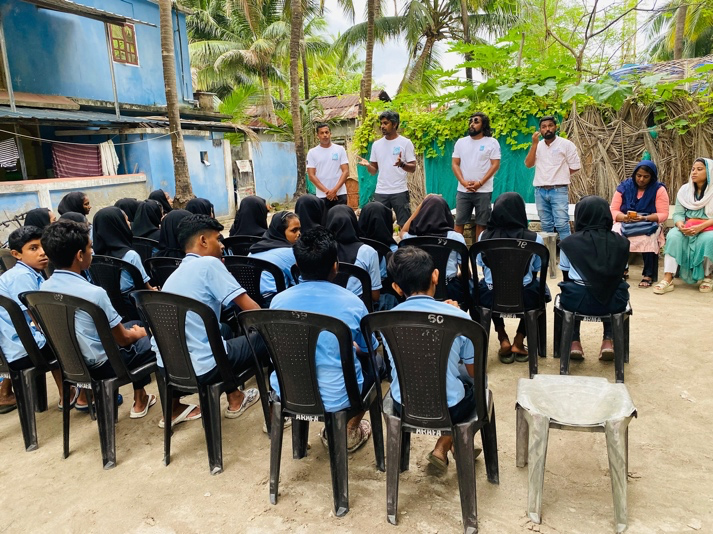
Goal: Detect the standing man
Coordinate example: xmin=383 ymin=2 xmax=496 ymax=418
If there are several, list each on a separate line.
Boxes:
xmin=357 ymin=110 xmax=417 ymax=227
xmin=452 ymin=112 xmax=501 ymax=241
xmin=524 ymin=115 xmax=581 ymax=240
xmin=306 ymin=123 xmax=350 ymax=213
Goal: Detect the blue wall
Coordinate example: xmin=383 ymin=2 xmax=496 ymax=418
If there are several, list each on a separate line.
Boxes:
xmin=1 ymin=0 xmax=192 ymax=106
xmin=252 ymin=142 xmax=297 ymax=203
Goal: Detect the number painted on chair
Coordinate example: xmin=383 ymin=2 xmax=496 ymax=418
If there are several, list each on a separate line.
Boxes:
xmin=428 ymin=314 xmax=444 ymax=324
xmin=295 ymin=414 xmax=318 ymax=421
xmin=517 ymin=240 xmax=527 ymax=248
xmin=291 ymin=311 xmax=308 ymax=320
xmin=414 ymin=428 xmax=442 ymax=437
xmin=53 ymin=293 xmax=63 ymax=301
xmin=438 ymin=238 xmax=447 ymax=245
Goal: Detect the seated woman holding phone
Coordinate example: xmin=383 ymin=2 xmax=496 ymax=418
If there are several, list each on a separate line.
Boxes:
xmin=610 ymin=160 xmax=669 ymax=288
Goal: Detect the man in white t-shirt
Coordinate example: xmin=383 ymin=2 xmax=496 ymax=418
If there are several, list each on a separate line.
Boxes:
xmin=524 ymin=116 xmax=581 ymax=240
xmin=306 ymin=123 xmax=350 ymax=213
xmin=452 ymin=112 xmax=501 ymax=241
xmin=357 ymin=110 xmax=416 ymax=227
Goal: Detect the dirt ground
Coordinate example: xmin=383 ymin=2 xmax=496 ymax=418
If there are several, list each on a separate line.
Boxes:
xmin=1 ymin=261 xmax=712 ymax=534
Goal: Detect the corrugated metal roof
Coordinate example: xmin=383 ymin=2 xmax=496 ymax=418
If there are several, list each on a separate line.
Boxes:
xmin=21 ymin=0 xmax=156 ymax=27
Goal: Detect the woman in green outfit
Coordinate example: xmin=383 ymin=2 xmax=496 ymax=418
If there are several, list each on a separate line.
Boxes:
xmin=654 ymin=157 xmax=713 ymax=294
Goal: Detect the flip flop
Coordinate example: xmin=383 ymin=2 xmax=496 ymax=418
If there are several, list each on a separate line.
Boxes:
xmin=158 ymin=403 xmax=201 ymax=428
xmin=638 ymin=277 xmax=653 ymax=288
xmin=569 ymin=346 xmax=584 ymax=361
xmin=225 ymin=388 xmax=260 ymax=419
xmin=426 ymin=450 xmax=449 ymax=472
xmin=57 ymin=387 xmax=81 ymax=411
xmin=498 ymin=346 xmax=515 ymax=364
xmin=130 ymin=393 xmax=157 ymax=419
xmin=0 ymin=403 xmax=17 ymax=414
xmin=513 ymin=345 xmax=529 ymax=363
xmin=75 ymin=393 xmax=123 ymax=412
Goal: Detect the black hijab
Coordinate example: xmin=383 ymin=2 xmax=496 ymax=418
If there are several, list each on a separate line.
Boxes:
xmin=559 ymin=196 xmax=630 ymax=304
xmin=115 ymin=198 xmax=140 ymax=222
xmin=186 ymin=197 xmax=214 ymax=217
xmin=249 ymin=211 xmax=296 ymax=254
xmin=148 ymin=189 xmax=172 ymax=214
xmin=358 ymin=201 xmax=396 ymax=247
xmin=409 ymin=195 xmax=453 ymax=237
xmin=295 ymin=194 xmax=325 ymax=233
xmin=24 ymin=208 xmax=52 ymax=229
xmin=57 ymin=192 xmax=87 ymax=215
xmin=156 ymin=209 xmax=191 ymax=258
xmin=481 ymin=192 xmax=537 ymax=241
xmin=326 ymin=205 xmax=363 ymax=264
xmin=229 ymin=195 xmax=268 ymax=237
xmin=132 ymin=200 xmax=162 ymax=241
xmin=92 ymin=206 xmax=133 ymax=259
xmin=59 ymin=211 xmax=87 ymax=223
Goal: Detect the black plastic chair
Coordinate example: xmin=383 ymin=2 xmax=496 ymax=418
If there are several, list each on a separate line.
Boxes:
xmin=360 ymin=238 xmax=401 ymax=301
xmin=0 ymin=248 xmax=17 ymax=273
xmin=0 ymin=294 xmax=56 ymax=451
xmin=222 ymin=235 xmax=261 ymax=256
xmin=553 ymin=294 xmax=632 ymax=383
xmin=238 ymin=309 xmax=385 ymax=517
xmin=333 ymin=262 xmax=374 ymax=312
xmin=223 ymin=256 xmax=287 ymax=308
xmin=290 ymin=264 xmax=301 ymax=284
xmin=360 ymin=311 xmax=498 ymax=533
xmin=132 ymin=237 xmax=159 ymax=264
xmin=469 ymin=238 xmax=550 ymax=378
xmin=88 ymin=255 xmax=145 ymax=322
xmin=20 ymin=291 xmax=157 ymax=469
xmin=398 ymin=236 xmax=472 ymax=311
xmin=132 ymin=290 xmax=270 ymax=475
xmin=143 ymin=257 xmax=182 ymax=288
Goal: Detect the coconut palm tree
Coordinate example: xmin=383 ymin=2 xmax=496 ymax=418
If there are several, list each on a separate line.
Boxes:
xmin=645 ymin=0 xmax=713 ymax=60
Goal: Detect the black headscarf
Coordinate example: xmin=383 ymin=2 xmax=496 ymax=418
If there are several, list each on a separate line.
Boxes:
xmin=229 ymin=195 xmax=268 ymax=237
xmin=132 ymin=200 xmax=162 ymax=241
xmin=559 ymin=196 xmax=630 ymax=304
xmin=156 ymin=209 xmax=191 ymax=258
xmin=295 ymin=194 xmax=325 ymax=233
xmin=148 ymin=189 xmax=172 ymax=214
xmin=92 ymin=206 xmax=133 ymax=260
xmin=409 ymin=195 xmax=453 ymax=237
xmin=57 ymin=192 xmax=87 ymax=215
xmin=358 ymin=201 xmax=396 ymax=247
xmin=481 ymin=192 xmax=537 ymax=241
xmin=186 ymin=197 xmax=214 ymax=217
xmin=59 ymin=212 xmax=87 ymax=223
xmin=326 ymin=205 xmax=363 ymax=264
xmin=24 ymin=208 xmax=52 ymax=229
xmin=114 ymin=198 xmax=140 ymax=222
xmin=249 ymin=211 xmax=296 ymax=254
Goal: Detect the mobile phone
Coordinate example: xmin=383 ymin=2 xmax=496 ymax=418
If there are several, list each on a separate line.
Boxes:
xmin=627 ymin=211 xmax=638 ymax=218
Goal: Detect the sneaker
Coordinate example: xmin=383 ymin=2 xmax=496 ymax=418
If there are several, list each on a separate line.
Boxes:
xmin=225 ymin=388 xmax=259 ymax=419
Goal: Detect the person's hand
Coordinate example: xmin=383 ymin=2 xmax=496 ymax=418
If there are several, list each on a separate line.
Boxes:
xmin=466 ymin=181 xmax=480 ymax=192
xmin=394 ymin=152 xmax=403 ymax=168
xmin=326 ymin=188 xmax=337 ymax=201
xmin=532 ymin=131 xmax=541 ymax=143
xmin=444 ymin=299 xmax=460 ymax=308
xmin=132 ymin=325 xmax=147 ymax=337
xmin=357 ymin=156 xmax=370 ymax=167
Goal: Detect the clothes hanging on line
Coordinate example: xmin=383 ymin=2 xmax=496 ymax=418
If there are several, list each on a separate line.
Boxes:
xmin=52 ymin=143 xmax=102 ymax=178
xmin=0 ymin=138 xmax=19 ymax=169
xmin=99 ymin=139 xmax=120 ymax=176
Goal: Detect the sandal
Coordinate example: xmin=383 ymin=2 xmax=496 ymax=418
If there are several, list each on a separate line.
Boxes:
xmin=638 ymin=277 xmax=653 ymax=288
xmin=426 ymin=450 xmax=449 ymax=472
xmin=319 ymin=419 xmax=372 ymax=453
xmin=653 ymin=279 xmax=674 ymax=294
xmin=513 ymin=345 xmax=529 ymax=363
xmin=569 ymin=342 xmax=584 ymax=361
xmin=699 ymin=278 xmax=713 ymax=293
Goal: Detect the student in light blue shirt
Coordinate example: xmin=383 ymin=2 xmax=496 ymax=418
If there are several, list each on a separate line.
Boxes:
xmin=386 ymin=246 xmax=478 ymax=471
xmin=40 ymin=220 xmax=157 ymax=418
xmin=269 ymin=226 xmax=378 ymax=453
xmin=248 ymin=211 xmax=300 ymax=305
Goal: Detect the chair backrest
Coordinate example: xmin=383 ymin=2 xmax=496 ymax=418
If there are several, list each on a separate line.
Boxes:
xmin=143 ymin=257 xmax=182 ymax=288
xmin=0 ymin=294 xmax=55 ymax=371
xmin=360 ymin=238 xmax=393 ymax=263
xmin=222 ymin=235 xmax=261 ymax=256
xmin=132 ymin=290 xmax=236 ymax=392
xmin=132 ymin=237 xmax=158 ymax=264
xmin=238 ymin=309 xmax=362 ymax=417
xmin=0 ymin=248 xmax=17 ymax=273
xmin=398 ymin=237 xmax=471 ymax=302
xmin=223 ymin=255 xmax=287 ymax=308
xmin=290 ymin=264 xmax=301 ymax=285
xmin=20 ymin=291 xmax=130 ymax=387
xmin=332 ymin=262 xmax=374 ymax=311
xmin=88 ymin=255 xmax=145 ymax=321
xmin=361 ymin=311 xmax=488 ymax=431
xmin=469 ymin=238 xmax=549 ymax=314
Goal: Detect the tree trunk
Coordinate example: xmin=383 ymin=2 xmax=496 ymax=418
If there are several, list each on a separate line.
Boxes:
xmin=674 ymin=4 xmax=687 ymax=59
xmin=460 ymin=0 xmax=472 ymax=81
xmin=290 ymin=0 xmax=306 ymax=196
xmin=516 ymin=32 xmax=525 ymax=68
xmin=260 ymin=70 xmax=277 ymax=124
xmin=158 ymin=0 xmax=192 ymax=207
xmin=403 ymin=35 xmax=436 ymax=91
xmin=361 ymin=0 xmax=376 ymax=120
xmin=301 ymin=46 xmax=309 ymax=100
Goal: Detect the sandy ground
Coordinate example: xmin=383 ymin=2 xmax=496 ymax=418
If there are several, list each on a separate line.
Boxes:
xmin=1 ymin=261 xmax=712 ymax=534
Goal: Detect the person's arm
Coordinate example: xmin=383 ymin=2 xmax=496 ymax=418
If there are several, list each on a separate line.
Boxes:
xmin=478 ymin=159 xmax=500 ymax=187
xmin=653 ymin=187 xmax=670 ymax=223
xmin=566 ymin=141 xmax=581 ymax=174
xmin=673 ymin=198 xmax=686 ymax=225
xmin=611 ymin=191 xmax=627 ymax=222
xmin=307 ymin=167 xmax=330 ymax=196
xmin=452 ymin=157 xmax=477 ymax=192
xmin=328 ymin=163 xmax=350 ymax=200
xmin=524 ymin=131 xmax=539 ymax=168
xmin=464 ymin=362 xmax=474 ymax=379
xmin=111 ymin=322 xmax=146 ymax=347
xmin=394 ymin=151 xmax=416 ymax=173
xmin=233 ymin=292 xmax=260 ymax=311
xmin=357 ymin=156 xmax=378 ymax=175
xmin=398 ymin=196 xmax=430 ymax=237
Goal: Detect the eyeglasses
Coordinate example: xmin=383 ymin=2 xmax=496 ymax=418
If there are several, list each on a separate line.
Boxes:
xmin=470 ymin=118 xmax=481 ymax=124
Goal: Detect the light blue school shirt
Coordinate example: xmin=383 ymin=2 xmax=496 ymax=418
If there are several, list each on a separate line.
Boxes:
xmin=249 ymin=247 xmax=296 ymax=295
xmin=476 ymin=233 xmax=544 ymax=288
xmin=41 ymin=270 xmax=122 ymax=368
xmin=154 ymin=253 xmax=246 ymax=376
xmin=385 ymin=296 xmax=475 ymax=408
xmin=119 ymin=250 xmax=151 ymax=292
xmin=347 ymin=244 xmax=382 ymax=296
xmin=379 ymin=243 xmax=399 ymax=279
xmin=269 ymin=280 xmax=378 ymax=412
xmin=558 ymin=250 xmax=584 ymax=283
xmin=0 ymin=261 xmax=46 ymax=363
xmin=401 ymin=230 xmax=465 ymax=278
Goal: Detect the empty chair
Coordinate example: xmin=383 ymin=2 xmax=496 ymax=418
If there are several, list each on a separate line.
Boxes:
xmin=88 ymin=255 xmax=145 ymax=321
xmin=332 ymin=262 xmax=374 ymax=311
xmin=222 ymin=235 xmax=261 ymax=256
xmin=0 ymin=249 xmax=17 ymax=273
xmin=361 ymin=311 xmax=498 ymax=534
xmin=144 ymin=257 xmax=182 ymax=289
xmin=132 ymin=237 xmax=159 ymax=264
xmin=223 ymin=255 xmax=287 ymax=308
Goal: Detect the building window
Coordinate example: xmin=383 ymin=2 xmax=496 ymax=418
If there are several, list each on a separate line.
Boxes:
xmin=108 ymin=23 xmax=139 ymax=66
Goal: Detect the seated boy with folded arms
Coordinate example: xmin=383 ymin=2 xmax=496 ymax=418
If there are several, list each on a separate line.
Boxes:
xmin=386 ymin=246 xmax=478 ymax=471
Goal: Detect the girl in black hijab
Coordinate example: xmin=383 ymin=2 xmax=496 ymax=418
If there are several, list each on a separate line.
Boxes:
xmin=24 ymin=208 xmax=55 ymax=229
xmin=148 ymin=189 xmax=173 ymax=214
xmin=229 ymin=195 xmax=268 ymax=237
xmin=186 ymin=197 xmax=214 ymax=217
xmin=59 ymin=212 xmax=87 ymax=223
xmin=132 ymin=200 xmax=162 ymax=241
xmin=115 ymin=198 xmax=140 ymax=222
xmin=295 ymin=194 xmax=325 ymax=233
xmin=57 ymin=192 xmax=90 ymax=215
xmin=559 ymin=195 xmax=630 ymax=361
xmin=476 ymin=192 xmax=549 ymax=364
xmin=358 ymin=201 xmax=397 ymax=279
xmin=156 ymin=209 xmax=191 ymax=258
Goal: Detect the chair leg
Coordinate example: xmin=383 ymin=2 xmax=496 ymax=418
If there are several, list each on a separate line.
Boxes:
xmin=162 ymin=382 xmax=173 ymax=467
xmin=624 ymin=313 xmax=630 ymax=364
xmin=269 ymin=401 xmax=285 ymax=505
xmin=324 ymin=411 xmax=349 ymax=517
xmin=400 ymin=430 xmax=411 ymax=473
xmin=384 ymin=412 xmax=403 ymax=525
xmin=368 ymin=398 xmax=385 ymax=472
xmin=559 ymin=310 xmax=576 ymax=375
xmin=199 ymin=384 xmax=224 ymax=475
xmin=525 ymin=411 xmax=551 ymax=525
xmin=85 ymin=387 xmax=96 ymax=421
xmin=515 ymin=405 xmax=528 ymax=468
xmin=525 ymin=311 xmax=540 ymax=378
xmin=612 ymin=313 xmax=626 ymax=383
xmin=253 ymin=366 xmax=272 ymax=436
xmin=537 ymin=311 xmax=547 ymax=358
xmin=478 ymin=308 xmax=493 ymax=351
xmin=605 ymin=417 xmax=633 ymax=534
xmin=32 ymin=371 xmax=48 ymax=413
xmin=481 ymin=402 xmax=499 ymax=484
xmin=94 ymin=381 xmax=117 ymax=470
xmin=453 ymin=422 xmax=478 ymax=534
xmin=13 ymin=370 xmax=38 ymax=451
xmin=291 ymin=419 xmax=309 ymax=459
xmin=553 ymin=305 xmax=562 ymax=358
xmin=62 ymin=381 xmax=71 ymax=459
